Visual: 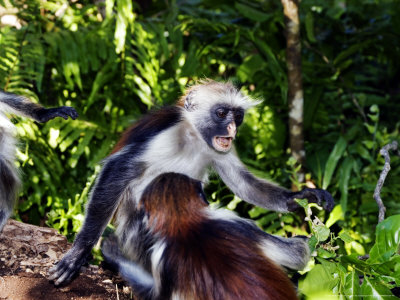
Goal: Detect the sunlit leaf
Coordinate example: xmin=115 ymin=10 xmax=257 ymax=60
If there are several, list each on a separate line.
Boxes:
xmin=368 ymin=215 xmax=400 ymax=264
xmin=360 ymin=277 xmax=394 ymax=300
xmin=323 ymin=136 xmax=347 ymax=189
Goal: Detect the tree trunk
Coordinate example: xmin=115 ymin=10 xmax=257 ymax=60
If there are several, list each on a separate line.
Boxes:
xmin=281 ymin=0 xmax=306 ymax=186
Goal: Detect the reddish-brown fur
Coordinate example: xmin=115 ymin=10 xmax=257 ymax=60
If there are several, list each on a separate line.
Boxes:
xmin=111 ymin=106 xmax=182 ymax=154
xmin=140 ymin=174 xmax=299 ymax=300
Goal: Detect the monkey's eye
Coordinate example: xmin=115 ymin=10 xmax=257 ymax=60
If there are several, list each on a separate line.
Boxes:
xmin=234 ymin=111 xmax=244 ymax=124
xmin=216 ymin=109 xmax=227 ymax=119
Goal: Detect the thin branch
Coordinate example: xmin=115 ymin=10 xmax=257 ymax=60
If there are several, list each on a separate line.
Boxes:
xmin=373 ymin=141 xmax=398 ymax=223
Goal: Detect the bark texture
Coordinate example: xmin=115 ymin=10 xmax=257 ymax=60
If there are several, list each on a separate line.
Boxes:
xmin=281 ymin=0 xmax=306 ymax=185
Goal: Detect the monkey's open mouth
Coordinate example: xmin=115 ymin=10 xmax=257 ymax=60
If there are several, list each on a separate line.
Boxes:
xmin=213 ymin=136 xmax=233 ymax=152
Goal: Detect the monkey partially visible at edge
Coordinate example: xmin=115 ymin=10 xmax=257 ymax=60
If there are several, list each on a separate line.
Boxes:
xmin=103 ymin=172 xmax=300 ymax=300
xmin=49 ymin=79 xmax=334 ymax=287
xmin=0 ymin=91 xmax=78 ymax=231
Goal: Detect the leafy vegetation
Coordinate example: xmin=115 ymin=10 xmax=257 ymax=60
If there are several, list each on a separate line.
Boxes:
xmin=0 ymin=0 xmax=399 ymax=298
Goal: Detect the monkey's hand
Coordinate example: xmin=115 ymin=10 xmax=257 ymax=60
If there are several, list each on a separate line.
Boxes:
xmin=37 ymin=106 xmax=78 ymax=122
xmin=48 ymin=246 xmax=89 ymax=286
xmin=287 ymin=188 xmax=334 ymax=212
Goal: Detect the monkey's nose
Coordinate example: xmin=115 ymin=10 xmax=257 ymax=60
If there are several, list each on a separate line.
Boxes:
xmin=227 ymin=122 xmax=237 ymax=137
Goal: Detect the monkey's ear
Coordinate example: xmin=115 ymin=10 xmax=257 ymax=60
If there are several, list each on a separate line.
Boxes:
xmin=183 ymin=90 xmax=197 ymax=111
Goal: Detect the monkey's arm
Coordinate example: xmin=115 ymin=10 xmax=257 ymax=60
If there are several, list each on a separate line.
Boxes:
xmin=48 ymin=153 xmax=138 ymax=285
xmin=0 ymin=91 xmax=78 ymax=122
xmin=212 ymin=152 xmax=334 ymax=212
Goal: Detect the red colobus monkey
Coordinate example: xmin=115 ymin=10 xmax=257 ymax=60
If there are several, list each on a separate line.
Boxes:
xmin=102 ymin=172 xmax=299 ymax=300
xmin=0 ymin=91 xmax=78 ymax=231
xmin=49 ymin=80 xmax=333 ymax=285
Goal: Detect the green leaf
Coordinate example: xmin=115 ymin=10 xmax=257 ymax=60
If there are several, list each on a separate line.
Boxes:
xmin=249 ymin=34 xmax=288 ymax=103
xmin=305 ymin=12 xmax=317 ymax=43
xmin=248 ymin=206 xmax=268 ymax=219
xmin=326 ymin=204 xmax=344 ymax=228
xmin=234 ymin=3 xmax=270 ymax=22
xmin=309 ymin=235 xmax=318 ymax=252
xmin=343 ymin=270 xmax=360 ymax=298
xmin=114 ymin=0 xmax=135 ymax=54
xmin=68 ymin=129 xmax=95 ymax=168
xmin=295 ymin=198 xmax=309 ymax=209
xmin=237 ymin=54 xmax=265 ymax=82
xmin=339 ymin=231 xmax=354 ymax=243
xmin=365 ymin=123 xmax=376 ymax=134
xmin=340 ymin=255 xmax=370 ymax=273
xmin=368 ymin=215 xmax=400 ymax=264
xmin=85 ymin=61 xmax=117 ymax=112
xmin=299 ymin=264 xmax=339 ymax=298
xmin=323 ymin=136 xmax=347 ymax=189
xmin=314 ymin=225 xmax=330 ymax=242
xmin=338 ymin=157 xmax=353 ymax=213
xmin=333 ymin=41 xmax=372 ymax=65
xmin=360 ymin=277 xmax=394 ymax=300
xmin=317 ymin=248 xmax=336 ymax=258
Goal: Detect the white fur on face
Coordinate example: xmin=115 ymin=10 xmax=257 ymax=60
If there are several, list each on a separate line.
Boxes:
xmin=183 ymin=81 xmax=261 ymax=129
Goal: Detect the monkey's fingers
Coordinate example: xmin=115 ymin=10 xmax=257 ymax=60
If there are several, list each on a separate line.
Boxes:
xmin=48 ymin=252 xmax=86 ymax=286
xmin=48 ymin=262 xmax=75 ymax=286
xmin=291 ymin=188 xmax=334 ymax=212
xmin=57 ymin=106 xmax=79 ymax=120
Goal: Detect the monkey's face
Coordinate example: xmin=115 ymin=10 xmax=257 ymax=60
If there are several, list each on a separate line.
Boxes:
xmin=181 ymin=80 xmax=259 ymax=153
xmin=200 ymin=104 xmax=244 ymax=153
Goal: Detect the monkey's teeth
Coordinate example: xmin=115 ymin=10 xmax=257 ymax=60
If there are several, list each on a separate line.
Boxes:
xmin=213 ymin=136 xmax=233 ymax=152
xmin=217 ymin=137 xmax=232 ymax=147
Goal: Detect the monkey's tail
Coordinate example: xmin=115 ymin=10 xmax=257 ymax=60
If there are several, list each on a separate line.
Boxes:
xmin=102 ymin=236 xmax=155 ymax=300
xmin=0 ymin=157 xmax=20 ymax=232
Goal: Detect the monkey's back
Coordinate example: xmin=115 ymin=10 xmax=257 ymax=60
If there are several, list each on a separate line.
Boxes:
xmin=158 ymin=218 xmax=298 ymax=300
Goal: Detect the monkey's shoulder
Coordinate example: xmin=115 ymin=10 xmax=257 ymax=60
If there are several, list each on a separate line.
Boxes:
xmin=112 ymin=106 xmax=183 ymax=153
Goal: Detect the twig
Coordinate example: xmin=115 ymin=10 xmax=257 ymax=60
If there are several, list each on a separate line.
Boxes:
xmin=373 ymin=141 xmax=398 ymax=222
xmin=116 ymin=283 xmax=120 ymax=300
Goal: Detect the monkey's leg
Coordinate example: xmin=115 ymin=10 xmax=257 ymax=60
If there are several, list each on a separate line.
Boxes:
xmin=102 ymin=235 xmax=154 ymax=299
xmin=258 ymin=233 xmax=310 ymax=271
xmin=48 ymin=154 xmax=141 ymax=285
xmin=0 ymin=157 xmax=20 ymax=232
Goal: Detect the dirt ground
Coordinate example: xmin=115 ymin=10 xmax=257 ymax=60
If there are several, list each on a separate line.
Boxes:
xmin=0 ymin=220 xmax=134 ymax=300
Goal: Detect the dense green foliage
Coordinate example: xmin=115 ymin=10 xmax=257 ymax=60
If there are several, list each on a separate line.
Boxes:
xmin=0 ymin=0 xmax=399 ymax=298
